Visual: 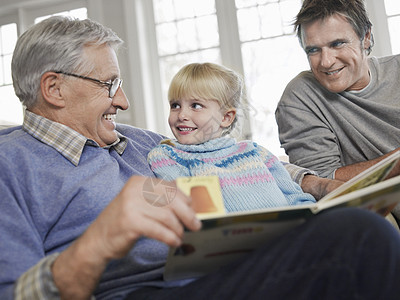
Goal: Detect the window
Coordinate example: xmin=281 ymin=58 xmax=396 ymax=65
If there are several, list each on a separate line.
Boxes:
xmin=1 ymin=0 xmax=398 ymax=150
xmin=153 ymin=0 xmax=221 ymax=136
xmin=236 ymin=0 xmax=308 ymax=156
xmin=0 ymin=5 xmax=87 ymax=126
xmin=0 ymin=23 xmax=20 ymax=124
xmin=35 ymin=7 xmax=87 ymax=24
xmin=385 ymin=0 xmax=400 ymax=54
xmin=152 ymin=0 xmax=307 ymax=156
xmin=152 ymin=0 xmax=398 ymax=156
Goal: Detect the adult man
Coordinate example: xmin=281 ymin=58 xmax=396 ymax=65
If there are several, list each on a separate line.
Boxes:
xmin=276 ymin=0 xmax=400 ymax=220
xmin=1 ymin=16 xmax=399 ymax=300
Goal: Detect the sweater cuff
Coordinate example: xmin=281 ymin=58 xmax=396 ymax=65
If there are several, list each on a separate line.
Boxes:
xmin=282 ymin=162 xmax=318 ymax=185
xmin=14 ymin=253 xmax=61 ymax=300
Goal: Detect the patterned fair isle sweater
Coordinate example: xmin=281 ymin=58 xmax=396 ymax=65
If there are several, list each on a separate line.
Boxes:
xmin=148 ymin=137 xmax=315 ymax=212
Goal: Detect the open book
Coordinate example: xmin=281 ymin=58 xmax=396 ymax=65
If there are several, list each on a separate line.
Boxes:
xmin=163 ymin=151 xmax=400 ymax=281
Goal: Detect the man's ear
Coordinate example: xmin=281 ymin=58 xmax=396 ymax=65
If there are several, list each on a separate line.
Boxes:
xmin=363 ymin=29 xmax=373 ymax=51
xmin=40 ymin=72 xmax=66 ymax=108
xmin=221 ymin=109 xmax=236 ymax=128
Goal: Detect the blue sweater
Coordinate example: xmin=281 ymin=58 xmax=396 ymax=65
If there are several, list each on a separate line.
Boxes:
xmin=0 ymin=125 xmax=191 ymax=299
xmin=148 ymin=137 xmax=315 ymax=212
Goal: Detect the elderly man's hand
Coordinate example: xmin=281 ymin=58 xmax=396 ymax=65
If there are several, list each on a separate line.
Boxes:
xmin=52 ymin=176 xmax=201 ymax=300
xmin=91 ymin=175 xmax=201 ymax=258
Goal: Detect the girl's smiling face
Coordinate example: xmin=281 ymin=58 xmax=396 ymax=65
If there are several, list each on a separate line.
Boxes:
xmin=168 ymin=97 xmax=235 ymax=145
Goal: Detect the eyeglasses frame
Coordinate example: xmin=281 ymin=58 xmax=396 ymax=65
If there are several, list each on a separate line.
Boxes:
xmin=54 ymin=71 xmax=123 ymax=98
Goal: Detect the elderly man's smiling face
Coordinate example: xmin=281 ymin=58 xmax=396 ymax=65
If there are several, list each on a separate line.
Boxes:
xmin=60 ymin=44 xmax=129 ymax=147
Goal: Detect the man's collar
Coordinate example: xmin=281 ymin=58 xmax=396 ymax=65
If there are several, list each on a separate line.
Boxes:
xmin=23 ymin=110 xmax=127 ymax=166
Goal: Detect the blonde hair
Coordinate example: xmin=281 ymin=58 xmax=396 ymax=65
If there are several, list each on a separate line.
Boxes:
xmin=168 ymin=62 xmax=244 ymax=132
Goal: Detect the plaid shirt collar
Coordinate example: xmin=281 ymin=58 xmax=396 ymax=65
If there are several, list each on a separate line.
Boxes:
xmin=23 ymin=110 xmax=128 ymax=166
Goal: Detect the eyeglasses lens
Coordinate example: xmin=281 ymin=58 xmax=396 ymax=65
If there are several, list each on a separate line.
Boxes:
xmin=110 ymin=78 xmax=123 ymax=98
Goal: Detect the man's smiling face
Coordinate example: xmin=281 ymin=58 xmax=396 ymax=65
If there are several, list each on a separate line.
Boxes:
xmin=60 ymin=44 xmax=129 ymax=147
xmin=302 ymin=14 xmax=371 ymax=93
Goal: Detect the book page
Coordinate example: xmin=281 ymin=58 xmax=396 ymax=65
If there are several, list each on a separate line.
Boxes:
xmin=163 ymin=205 xmax=313 ymax=281
xmin=318 ymin=151 xmax=400 ymax=203
xmin=315 ymin=175 xmax=400 ymax=215
xmin=166 ymin=175 xmax=317 ymax=281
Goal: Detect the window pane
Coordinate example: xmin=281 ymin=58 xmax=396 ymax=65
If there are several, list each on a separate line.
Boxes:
xmin=1 ymin=23 xmax=18 ymax=54
xmin=0 ymin=22 xmax=20 ymax=124
xmin=193 ymin=0 xmax=215 ymax=16
xmin=159 ymin=49 xmax=221 ymax=92
xmin=177 ymin=19 xmax=198 ymax=52
xmin=174 ymin=0 xmax=195 ymax=19
xmin=196 ymin=16 xmax=219 ymax=48
xmin=237 ymin=0 xmax=305 ymax=155
xmin=155 ymin=1 xmax=219 ymax=56
xmin=258 ymin=0 xmax=278 ymax=4
xmin=0 ymin=23 xmax=18 ymax=87
xmin=0 ymin=8 xmax=88 ymax=126
xmin=241 ymin=36 xmax=308 ymax=155
xmin=259 ymin=3 xmax=282 ymax=38
xmin=237 ymin=7 xmax=261 ymax=41
xmin=35 ymin=7 xmax=87 ymax=23
xmin=3 ymin=54 xmax=13 ymax=84
xmin=385 ymin=0 xmax=400 ymax=55
xmin=280 ymin=0 xmax=302 ymax=34
xmin=0 ymin=58 xmax=3 ymax=85
xmin=157 ymin=23 xmax=178 ymax=56
xmin=388 ymin=16 xmax=400 ymax=54
xmin=69 ymin=8 xmax=88 ymax=20
xmin=235 ymin=0 xmax=258 ymax=9
xmin=385 ymin=0 xmax=400 ymax=16
xmin=154 ymin=0 xmax=175 ymax=23
xmin=0 ymin=85 xmax=23 ymax=124
xmin=153 ymin=0 xmax=220 ymax=136
xmin=156 ymin=23 xmax=178 ymax=56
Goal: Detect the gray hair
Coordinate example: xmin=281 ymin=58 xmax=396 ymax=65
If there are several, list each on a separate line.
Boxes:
xmin=11 ymin=16 xmax=123 ymax=108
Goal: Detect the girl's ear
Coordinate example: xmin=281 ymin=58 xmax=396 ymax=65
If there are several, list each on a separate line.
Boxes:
xmin=221 ymin=109 xmax=236 ymax=128
xmin=40 ymin=72 xmax=66 ymax=108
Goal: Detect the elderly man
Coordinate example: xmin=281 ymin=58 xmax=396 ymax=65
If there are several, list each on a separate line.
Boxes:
xmin=1 ymin=16 xmax=399 ymax=300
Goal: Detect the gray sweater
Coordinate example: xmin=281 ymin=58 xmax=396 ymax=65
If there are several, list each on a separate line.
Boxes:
xmin=276 ymin=54 xmax=400 ymax=179
xmin=276 ymin=54 xmax=400 ymax=220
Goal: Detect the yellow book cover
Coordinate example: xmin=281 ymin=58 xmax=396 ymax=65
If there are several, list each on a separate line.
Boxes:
xmin=176 ymin=176 xmax=226 ymax=219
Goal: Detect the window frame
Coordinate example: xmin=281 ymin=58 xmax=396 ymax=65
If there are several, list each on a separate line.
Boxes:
xmin=0 ymin=0 xmax=397 ymax=135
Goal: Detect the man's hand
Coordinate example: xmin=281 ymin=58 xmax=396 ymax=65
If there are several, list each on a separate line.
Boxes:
xmin=52 ymin=176 xmax=201 ymax=299
xmin=335 ymin=148 xmax=400 ymax=182
xmin=301 ymin=175 xmax=344 ymax=200
xmin=90 ymin=176 xmax=201 ymax=258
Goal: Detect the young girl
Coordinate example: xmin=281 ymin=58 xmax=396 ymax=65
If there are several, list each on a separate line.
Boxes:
xmin=147 ymin=63 xmax=315 ymax=212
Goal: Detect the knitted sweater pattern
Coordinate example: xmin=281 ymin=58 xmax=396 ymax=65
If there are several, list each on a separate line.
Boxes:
xmin=148 ymin=137 xmax=315 ymax=212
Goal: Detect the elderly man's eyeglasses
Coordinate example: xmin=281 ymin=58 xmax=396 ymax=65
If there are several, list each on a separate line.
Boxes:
xmin=55 ymin=71 xmax=123 ymax=98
